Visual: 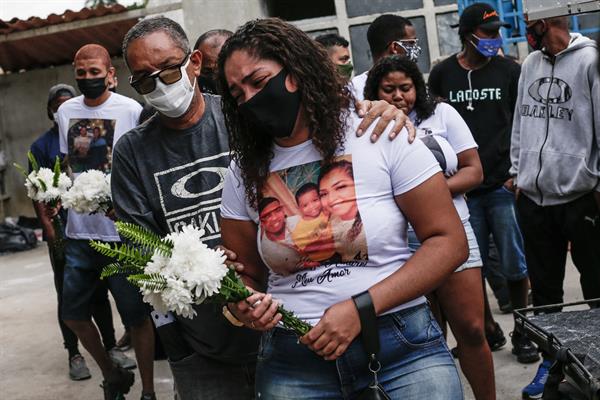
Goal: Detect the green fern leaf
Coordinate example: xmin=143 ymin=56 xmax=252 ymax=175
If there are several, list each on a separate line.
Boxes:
xmin=52 ymin=156 xmax=61 ymax=187
xmin=114 ymin=221 xmax=173 ymax=256
xmin=100 ymin=262 xmax=144 ymax=279
xmin=37 ymin=177 xmax=48 ymax=192
xmin=90 ymin=240 xmax=152 ymax=266
xmin=128 ymin=273 xmax=168 ymax=291
xmin=27 ymin=151 xmax=40 ymax=172
xmin=13 ymin=162 xmax=27 ymax=177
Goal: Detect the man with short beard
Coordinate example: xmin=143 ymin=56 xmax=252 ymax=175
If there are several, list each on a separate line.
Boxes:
xmin=113 ymin=16 xmax=412 ymax=399
xmin=55 ymin=44 xmax=155 ymax=400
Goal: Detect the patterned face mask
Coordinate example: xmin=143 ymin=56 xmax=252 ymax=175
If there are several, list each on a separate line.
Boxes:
xmin=393 ymin=39 xmax=422 ymax=63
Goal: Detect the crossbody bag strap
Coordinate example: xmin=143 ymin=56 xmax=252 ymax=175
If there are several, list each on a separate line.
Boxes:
xmin=352 ymin=290 xmax=379 ymax=357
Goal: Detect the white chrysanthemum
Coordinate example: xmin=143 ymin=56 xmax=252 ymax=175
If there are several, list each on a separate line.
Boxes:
xmin=57 ymin=174 xmax=72 ymax=192
xmin=24 ymin=171 xmax=40 ymax=199
xmin=165 ymin=225 xmax=228 ymax=301
xmin=136 ymin=224 xmax=229 ymax=318
xmin=38 ymin=186 xmax=61 ymax=203
xmin=142 ymin=289 xmax=168 ymax=315
xmin=105 ymin=174 xmax=113 ymax=200
xmin=185 ymin=246 xmax=227 ymax=300
xmin=144 ymin=250 xmax=170 ymax=275
xmin=161 ymin=278 xmax=195 ymax=318
xmin=62 ymin=170 xmax=111 ymax=214
xmin=24 ymin=167 xmax=71 ymax=203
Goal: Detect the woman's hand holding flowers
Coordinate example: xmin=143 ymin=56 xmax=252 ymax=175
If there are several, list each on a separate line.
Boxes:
xmin=230 ymin=292 xmax=282 ymax=331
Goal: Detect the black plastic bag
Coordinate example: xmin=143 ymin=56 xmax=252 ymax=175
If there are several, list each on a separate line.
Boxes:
xmin=0 ymin=222 xmax=38 ymax=253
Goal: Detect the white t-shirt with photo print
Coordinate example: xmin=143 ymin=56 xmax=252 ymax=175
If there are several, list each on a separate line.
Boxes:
xmin=221 ymin=114 xmax=441 ymax=324
xmin=57 ymin=93 xmax=142 ymax=241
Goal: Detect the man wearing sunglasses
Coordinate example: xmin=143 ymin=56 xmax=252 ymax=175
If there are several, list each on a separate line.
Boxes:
xmin=112 ymin=16 xmax=414 ymax=400
xmin=114 ymin=17 xmax=260 ymax=400
xmin=351 ymin=14 xmax=422 ymax=101
xmin=54 ymin=44 xmax=156 ymax=400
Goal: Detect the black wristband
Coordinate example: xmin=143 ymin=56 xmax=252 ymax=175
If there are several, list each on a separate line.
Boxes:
xmin=352 ymin=290 xmax=380 ymax=356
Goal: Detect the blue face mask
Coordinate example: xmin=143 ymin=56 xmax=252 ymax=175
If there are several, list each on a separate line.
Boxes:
xmin=470 ymin=34 xmax=503 ymax=57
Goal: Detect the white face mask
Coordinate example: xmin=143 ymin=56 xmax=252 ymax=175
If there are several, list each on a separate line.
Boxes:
xmin=143 ymin=57 xmax=196 ymax=118
xmin=53 ymin=112 xmax=59 ymax=122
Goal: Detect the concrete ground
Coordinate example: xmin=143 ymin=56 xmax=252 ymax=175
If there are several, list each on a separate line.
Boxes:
xmin=0 ymin=243 xmax=586 ymax=400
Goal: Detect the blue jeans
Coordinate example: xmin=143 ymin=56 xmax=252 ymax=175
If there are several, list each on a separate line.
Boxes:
xmin=62 ymin=239 xmax=149 ymax=328
xmin=467 ymin=186 xmax=528 ymax=281
xmin=256 ymin=304 xmax=463 ymax=399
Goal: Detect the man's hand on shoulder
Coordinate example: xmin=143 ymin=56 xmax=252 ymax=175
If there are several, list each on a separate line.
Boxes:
xmin=355 ymin=100 xmax=416 ymax=143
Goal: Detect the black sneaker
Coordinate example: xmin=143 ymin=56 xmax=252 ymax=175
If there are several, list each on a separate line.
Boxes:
xmin=141 ymin=393 xmax=157 ymax=400
xmin=486 ymin=322 xmax=507 ymax=351
xmin=102 ymin=366 xmax=135 ymax=400
xmin=512 ymin=331 xmax=540 ymax=364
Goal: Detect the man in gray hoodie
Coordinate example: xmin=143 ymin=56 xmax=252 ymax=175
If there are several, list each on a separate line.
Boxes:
xmin=510 ymin=15 xmax=600 ymax=399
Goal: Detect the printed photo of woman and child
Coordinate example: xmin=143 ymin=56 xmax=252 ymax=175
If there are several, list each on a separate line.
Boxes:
xmin=258 ymin=156 xmax=368 ymax=277
xmin=67 ymin=118 xmax=115 ymax=173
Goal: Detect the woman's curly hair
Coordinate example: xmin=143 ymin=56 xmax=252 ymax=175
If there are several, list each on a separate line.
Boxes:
xmin=363 ymin=55 xmax=436 ymax=125
xmin=217 ymin=18 xmax=352 ymax=208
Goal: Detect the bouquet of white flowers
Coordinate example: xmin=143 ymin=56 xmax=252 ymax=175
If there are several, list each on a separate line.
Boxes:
xmin=92 ymin=222 xmax=312 ymax=335
xmin=15 ymin=151 xmax=72 ymax=204
xmin=14 ymin=151 xmax=72 ymax=254
xmin=62 ymin=170 xmax=112 ymax=214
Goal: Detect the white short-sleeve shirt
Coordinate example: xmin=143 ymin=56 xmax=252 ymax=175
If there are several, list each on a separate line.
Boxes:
xmin=57 ymin=93 xmax=142 ymax=241
xmin=410 ymin=102 xmax=478 ymax=223
xmin=221 ymin=114 xmax=441 ymax=324
xmin=350 ymin=71 xmax=368 ymax=102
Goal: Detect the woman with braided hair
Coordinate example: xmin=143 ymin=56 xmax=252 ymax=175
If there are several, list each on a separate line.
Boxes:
xmin=219 ymin=18 xmax=467 ymax=399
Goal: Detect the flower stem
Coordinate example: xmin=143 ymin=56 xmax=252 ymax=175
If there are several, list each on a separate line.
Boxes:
xmin=51 ymin=216 xmax=65 ymax=260
xmin=222 ymin=271 xmax=312 ymax=337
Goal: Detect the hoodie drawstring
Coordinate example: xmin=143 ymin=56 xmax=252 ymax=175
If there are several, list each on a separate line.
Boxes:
xmin=466 ymin=69 xmax=474 ymax=111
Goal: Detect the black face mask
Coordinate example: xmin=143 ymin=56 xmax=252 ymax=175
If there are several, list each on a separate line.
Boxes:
xmin=526 ymin=23 xmax=546 ymax=51
xmin=238 ymin=69 xmax=301 ymax=139
xmin=198 ymin=74 xmax=217 ymax=95
xmin=76 ymin=77 xmax=107 ymax=99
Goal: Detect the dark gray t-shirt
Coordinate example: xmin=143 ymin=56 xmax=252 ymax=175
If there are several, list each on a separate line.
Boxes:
xmin=112 ymin=94 xmax=259 ymax=364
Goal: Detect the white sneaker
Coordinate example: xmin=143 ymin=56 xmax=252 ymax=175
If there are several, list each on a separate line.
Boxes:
xmin=69 ymin=354 xmax=91 ymax=380
xmin=108 ymin=347 xmax=137 ymax=370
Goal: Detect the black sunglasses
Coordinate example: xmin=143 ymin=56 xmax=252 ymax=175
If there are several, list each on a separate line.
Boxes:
xmin=129 ymin=53 xmax=190 ymax=95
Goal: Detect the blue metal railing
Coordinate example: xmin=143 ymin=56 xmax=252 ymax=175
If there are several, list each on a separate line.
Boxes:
xmin=457 ymin=0 xmax=600 ymax=53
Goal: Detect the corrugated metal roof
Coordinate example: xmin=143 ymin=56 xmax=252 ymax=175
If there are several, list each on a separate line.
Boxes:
xmin=0 ymin=4 xmax=138 ymax=73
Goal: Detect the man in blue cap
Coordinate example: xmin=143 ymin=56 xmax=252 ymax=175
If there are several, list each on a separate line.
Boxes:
xmin=429 ymin=2 xmax=537 ymax=367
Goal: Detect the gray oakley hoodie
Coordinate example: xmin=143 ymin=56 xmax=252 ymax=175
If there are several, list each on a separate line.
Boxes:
xmin=510 ymin=33 xmax=600 ymax=206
